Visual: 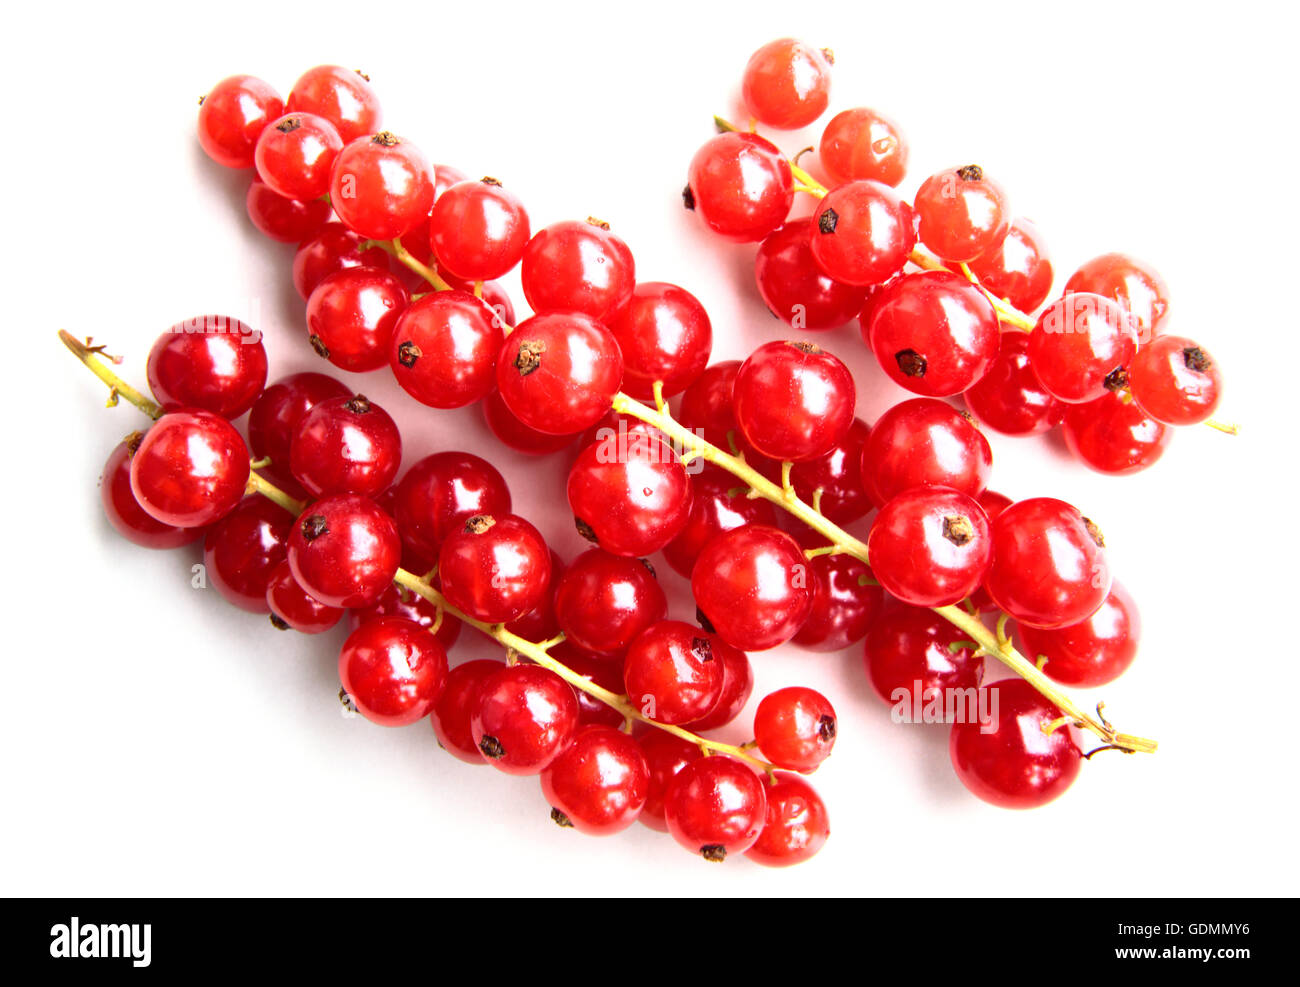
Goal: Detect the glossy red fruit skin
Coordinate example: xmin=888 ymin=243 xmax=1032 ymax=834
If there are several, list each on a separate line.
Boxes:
xmin=431 ymin=659 xmax=503 ymax=763
xmin=745 ymin=773 xmax=830 ymax=866
xmin=248 ymin=372 xmax=352 ymax=497
xmin=430 ymin=179 xmax=531 ymax=281
xmin=963 ymin=331 xmax=1064 ymax=435
xmin=818 ymin=107 xmax=908 ymax=187
xmin=742 ymin=38 xmax=833 ymax=129
xmin=868 ymin=487 xmax=992 ymax=607
xmin=663 ymin=755 xmax=767 ymax=861
xmin=101 ymin=439 xmax=206 ymax=549
xmin=733 ymin=340 xmax=855 ymax=462
xmin=692 ymin=524 xmax=813 ymax=651
xmin=481 ymin=389 xmax=577 ymax=455
xmin=1064 ymin=253 xmax=1170 ymax=341
xmin=197 ymin=75 xmax=283 ymax=169
xmin=203 ymin=497 xmax=292 ymax=613
xmin=985 ymin=498 xmax=1111 ymax=630
xmin=287 ymin=495 xmax=401 ymax=608
xmin=607 ymin=281 xmax=712 ymax=399
xmin=687 ymin=638 xmax=754 ymax=732
xmin=1019 ymin=581 xmax=1139 ymax=688
xmin=471 ymin=664 xmax=579 ymax=775
xmin=949 ymin=678 xmax=1083 ymax=809
xmin=349 ymin=580 xmax=461 ymax=651
xmin=1028 ymin=293 xmax=1139 ymax=403
xmin=245 ymin=181 xmax=332 ymax=243
xmin=292 ymin=223 xmax=391 ymax=300
xmin=306 ymin=267 xmax=409 ymax=373
xmin=505 ymin=548 xmax=564 ymax=644
xmin=792 ymin=545 xmax=883 ymax=652
xmin=809 ymin=180 xmax=916 ymax=286
xmin=864 ymin=602 xmax=985 ymax=714
xmin=677 ymin=361 xmax=743 ymax=446
xmin=339 ymin=617 xmax=448 ymax=727
xmin=496 ymin=313 xmax=624 ymax=435
xmin=966 ymin=218 xmax=1053 ymax=313
xmin=541 ymin=726 xmax=650 ymax=835
xmin=286 ymin=65 xmax=381 ymax=144
xmin=329 ymin=133 xmax=434 ymax=240
xmin=147 ymin=317 xmax=267 ymax=419
xmin=970 ymin=489 xmax=1013 ymax=613
xmin=1128 ymin=335 xmax=1223 ymax=425
xmin=1062 ymin=393 xmax=1172 ymax=475
xmin=567 ymin=429 xmax=693 ymax=557
xmin=288 ymin=394 xmax=401 ymax=499
xmin=787 ymin=417 xmax=873 ymax=524
xmin=389 ymin=290 xmax=504 ymax=408
xmin=914 ymin=165 xmax=1011 ymax=263
xmin=548 ymin=641 xmax=627 ymax=730
xmin=266 ymin=560 xmax=343 ymax=633
xmin=863 ymin=271 xmax=1000 ymax=397
xmin=130 ymin=411 xmax=250 ymax=527
xmin=254 ymin=112 xmax=343 ymax=201
xmin=861 ymin=398 xmax=992 ymax=506
xmin=438 ymin=514 xmax=551 ymax=624
xmin=753 ymin=687 xmax=837 ymax=773
xmin=637 ymin=732 xmax=705 ymax=832
xmin=687 ymin=132 xmax=794 ymax=242
xmin=392 ymin=452 xmax=511 ymax=560
xmin=554 ymin=551 xmax=666 ymax=656
xmin=521 ymin=219 xmax=636 ymax=321
xmin=755 ymin=220 xmax=869 ymax=331
xmin=663 ymin=468 xmax=778 ymax=578
xmin=623 ymin=621 xmax=725 ymax=726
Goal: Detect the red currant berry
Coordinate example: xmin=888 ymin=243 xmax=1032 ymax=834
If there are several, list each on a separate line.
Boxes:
xmin=1019 ymin=581 xmax=1139 ymax=689
xmin=289 ymin=394 xmax=401 ymax=499
xmin=1061 ymin=392 xmax=1172 ymax=475
xmin=541 ymin=726 xmax=650 ymax=835
xmin=753 ymin=687 xmax=837 ymax=773
xmin=350 ymin=580 xmax=461 ymax=651
xmin=146 ymin=317 xmax=267 ymax=419
xmin=254 ymin=112 xmax=343 ymax=201
xmin=520 ymin=218 xmax=635 ymax=321
xmin=787 ymin=417 xmax=873 ymax=524
xmin=686 ymin=132 xmax=793 ymax=242
xmin=306 ymin=267 xmax=409 ymax=373
xmin=966 ymin=217 xmax=1053 ymax=312
xmin=329 ymin=132 xmax=433 ymax=240
xmin=662 ymin=468 xmax=777 ymax=578
xmin=985 ymin=497 xmax=1111 ymax=629
xmin=555 ymin=551 xmax=666 ymax=657
xmin=1128 ymin=335 xmax=1223 ymax=425
xmin=203 ymin=497 xmax=291 ymax=613
xmin=637 ymin=732 xmax=704 ymax=832
xmin=429 ymin=178 xmax=531 ymax=281
xmin=248 ymin=372 xmax=352 ymax=497
xmin=1028 ymin=293 xmax=1139 ymax=403
xmin=197 ymin=75 xmax=283 ymax=169
xmin=339 ymin=616 xmax=447 ymax=727
xmin=505 ymin=548 xmax=564 ymax=644
xmin=392 ymin=452 xmax=511 ymax=560
xmin=868 ymin=487 xmax=992 ymax=607
xmin=245 ymin=180 xmax=331 ymax=243
xmin=438 ymin=514 xmax=551 ymax=624
xmin=623 ymin=621 xmax=724 ymax=725
xmin=292 ymin=222 xmax=391 ymax=300
xmin=864 ymin=602 xmax=985 ymax=715
xmin=733 ymin=340 xmax=855 ymax=462
xmin=914 ymin=165 xmax=1011 ymax=263
xmin=963 ymin=330 xmax=1064 ymax=435
xmin=949 ymin=678 xmax=1082 ymax=809
xmin=664 ymin=755 xmax=767 ymax=861
xmin=692 ymin=524 xmax=813 ymax=651
xmin=389 ymin=290 xmax=504 ymax=408
xmin=130 ymin=410 xmax=250 ymax=527
xmin=809 ymin=180 xmax=916 ymax=286
xmin=677 ymin=361 xmax=742 ymax=447
xmin=863 ymin=271 xmax=999 ymax=396
xmin=741 ymin=39 xmax=833 ymax=129
xmin=481 ymin=389 xmax=577 ymax=455
xmin=286 ymin=65 xmax=381 ymax=144
xmin=266 ymin=559 xmax=343 ymax=633
xmin=687 ymin=638 xmax=754 ymax=732
xmin=818 ymin=107 xmax=908 ymax=187
xmin=100 ymin=436 xmax=205 ymax=549
xmin=791 ymin=540 xmax=883 ymax=652
xmin=745 ymin=773 xmax=830 ymax=867
xmin=550 ymin=641 xmax=627 ymax=730
xmin=431 ymin=659 xmax=503 ymax=763
xmin=472 ymin=664 xmax=578 ymax=774
xmin=861 ymin=398 xmax=992 ymax=506
xmin=567 ymin=428 xmax=692 ymax=557
xmin=1064 ymin=253 xmax=1170 ymax=341
xmin=969 ymin=489 xmax=1013 ymax=613
xmin=607 ymin=281 xmax=712 ymax=399
xmin=496 ymin=313 xmax=623 ymax=435
xmin=288 ymin=495 xmax=400 ymax=608
xmin=755 ymin=220 xmax=870 ymax=331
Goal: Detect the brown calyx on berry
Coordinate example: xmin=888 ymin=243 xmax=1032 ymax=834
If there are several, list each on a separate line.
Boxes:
xmin=396 ymin=341 xmax=422 ymax=368
xmin=276 ymin=116 xmax=302 ymax=133
xmin=345 ymin=394 xmax=372 ymax=414
xmin=959 ymin=409 xmax=981 ymax=430
xmin=820 ymin=47 xmax=836 ymax=65
xmin=788 ymin=340 xmax=821 ymax=355
xmin=1104 ymin=367 xmax=1130 ymax=392
xmin=354 ymin=69 xmax=371 ymax=81
xmin=700 ymin=844 xmax=727 ymax=863
xmin=338 ymin=688 xmax=358 ymax=715
xmin=690 ymin=637 xmax=714 ymax=662
xmin=515 ymin=339 xmax=546 ymax=375
xmin=198 ymin=95 xmax=205 ymax=106
xmin=574 ymin=517 xmax=597 ymax=542
xmin=896 ymin=349 xmax=927 ymax=377
xmin=269 ymin=614 xmax=290 ymax=631
xmin=465 ymin=514 xmax=495 ymax=535
xmin=480 ymin=176 xmax=503 ymax=187
xmin=309 ymin=335 xmax=330 ymax=359
xmin=682 ymin=185 xmax=696 ymax=211
xmin=818 ymin=714 xmax=837 ymax=742
xmin=371 ymin=131 xmax=401 ymax=146
xmin=943 ymin=515 xmax=975 ymax=546
xmin=124 ymin=430 xmax=145 ymax=456
xmin=1183 ymin=346 xmax=1212 ymax=373
xmin=301 ymin=515 xmax=329 ymax=542
xmin=956 ymin=164 xmax=984 ymax=182
xmin=817 ymin=207 xmax=839 ymax=234
xmin=550 ymin=807 xmax=574 ymax=828
xmin=696 ymin=606 xmax=716 ymax=634
xmin=586 ymin=216 xmax=611 ymax=230
xmin=478 ymin=736 xmax=505 ymax=759
xmin=639 ymin=558 xmax=656 ymax=578
xmin=1082 ymin=516 xmax=1106 ymax=548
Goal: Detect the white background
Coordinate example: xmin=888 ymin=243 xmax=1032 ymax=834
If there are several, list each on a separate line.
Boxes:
xmin=4 ymin=0 xmax=1297 ymax=896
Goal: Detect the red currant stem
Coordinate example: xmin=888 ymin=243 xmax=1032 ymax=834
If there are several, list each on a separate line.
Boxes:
xmin=472 ymin=281 xmax=484 ymax=299
xmin=803 ymin=545 xmax=840 ymax=560
xmin=811 ymin=486 xmax=825 ymax=514
xmin=360 ymin=238 xmax=453 ymax=291
xmin=1202 ymin=418 xmax=1240 ymax=435
xmin=57 ymin=330 xmax=162 ymax=418
xmin=610 ymin=389 xmax=1158 ymax=754
xmin=245 ymin=470 xmax=306 ymax=514
xmin=653 ymin=380 xmax=668 ymax=415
